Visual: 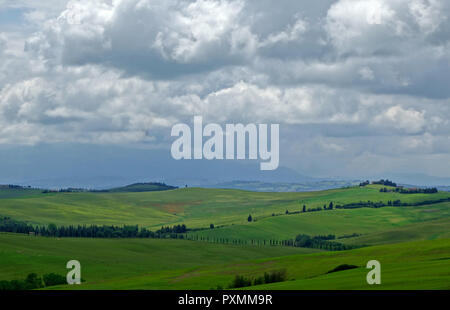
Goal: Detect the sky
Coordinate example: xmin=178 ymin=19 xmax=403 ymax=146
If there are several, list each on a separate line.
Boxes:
xmin=0 ymin=0 xmax=449 ymax=186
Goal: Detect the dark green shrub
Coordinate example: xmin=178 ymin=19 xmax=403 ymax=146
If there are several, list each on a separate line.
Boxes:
xmin=43 ymin=273 xmax=66 ymax=287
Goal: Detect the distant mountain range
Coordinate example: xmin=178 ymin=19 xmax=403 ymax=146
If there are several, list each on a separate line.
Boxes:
xmin=1 ymin=143 xmax=449 ymax=191
xmin=0 ymin=143 xmax=315 ymax=189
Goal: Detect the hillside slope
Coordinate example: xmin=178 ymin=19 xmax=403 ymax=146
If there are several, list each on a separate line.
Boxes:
xmin=1 ymin=185 xmax=449 ymax=230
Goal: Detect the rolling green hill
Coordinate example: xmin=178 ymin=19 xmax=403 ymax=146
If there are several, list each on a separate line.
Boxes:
xmin=340 ymin=217 xmax=450 ymax=246
xmin=0 ymin=233 xmax=317 ymax=284
xmin=0 ymin=186 xmax=42 ymax=199
xmin=0 ymin=184 xmax=449 ymax=290
xmin=189 ymin=202 xmax=450 ymax=246
xmin=1 ymin=233 xmax=447 ymax=290
xmin=0 ymin=185 xmax=449 ymax=230
xmin=107 ymin=182 xmax=178 ymax=192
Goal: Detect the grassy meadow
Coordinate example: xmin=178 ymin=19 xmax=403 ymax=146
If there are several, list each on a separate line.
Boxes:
xmin=0 ymin=184 xmax=449 ymax=289
xmin=189 ymin=202 xmax=450 ymax=246
xmin=0 ymin=233 xmax=447 ymax=290
xmin=0 ymin=233 xmax=315 ymax=284
xmin=1 ymin=184 xmax=449 ymax=229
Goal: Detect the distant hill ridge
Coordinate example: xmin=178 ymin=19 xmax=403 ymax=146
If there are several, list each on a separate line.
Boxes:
xmin=0 ymin=182 xmax=178 ymax=193
xmin=107 ymin=182 xmax=178 ymax=192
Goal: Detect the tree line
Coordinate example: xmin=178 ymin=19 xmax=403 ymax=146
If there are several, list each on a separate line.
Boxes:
xmin=1 ymin=216 xmax=359 ymax=251
xmin=334 ymin=197 xmax=450 ymax=209
xmin=0 ymin=216 xmax=187 ymax=239
xmin=380 ymin=187 xmax=438 ymax=194
xmin=185 ymin=233 xmax=356 ymax=251
xmin=0 ymin=217 xmax=353 ymax=251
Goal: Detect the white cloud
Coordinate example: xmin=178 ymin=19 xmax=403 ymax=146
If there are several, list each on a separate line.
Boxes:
xmin=25 ymin=0 xmax=258 ymax=75
xmin=259 ymin=16 xmax=307 ymax=47
xmin=152 ymin=0 xmax=251 ymax=62
xmin=409 ymin=0 xmax=446 ymax=34
xmin=373 ymin=105 xmax=426 ymax=133
xmin=325 ymin=0 xmax=408 ymax=56
xmin=0 ymin=0 xmax=449 ymax=177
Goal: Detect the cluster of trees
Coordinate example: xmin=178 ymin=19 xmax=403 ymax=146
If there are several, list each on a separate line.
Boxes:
xmin=311 ymin=234 xmax=336 ymax=240
xmin=0 ymin=217 xmax=189 ymax=239
xmin=372 ymin=179 xmax=397 ymax=187
xmin=291 ymin=234 xmax=356 ymax=251
xmin=360 ymin=179 xmax=398 ymax=187
xmin=359 ymin=180 xmax=370 ymax=186
xmin=229 ymin=270 xmax=287 ymax=289
xmin=379 ymin=187 xmax=389 ymax=192
xmin=36 ymin=224 xmax=145 ymax=238
xmin=0 ymin=273 xmax=66 ymax=290
xmin=360 ymin=179 xmax=438 ymax=194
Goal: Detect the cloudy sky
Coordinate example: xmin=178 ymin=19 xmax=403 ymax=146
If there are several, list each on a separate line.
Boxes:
xmin=0 ymin=0 xmax=449 ymax=185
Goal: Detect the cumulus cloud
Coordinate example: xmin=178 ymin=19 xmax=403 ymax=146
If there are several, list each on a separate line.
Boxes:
xmin=24 ymin=0 xmax=259 ymax=77
xmin=325 ymin=0 xmax=403 ymax=54
xmin=373 ymin=105 xmax=426 ymax=134
xmin=325 ymin=0 xmax=449 ymax=55
xmin=20 ymin=0 xmax=450 ymax=96
xmin=259 ymin=16 xmax=308 ymax=47
xmin=0 ymin=0 xmax=449 ymax=177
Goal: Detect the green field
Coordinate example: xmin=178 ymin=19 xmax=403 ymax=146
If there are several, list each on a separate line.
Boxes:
xmin=0 ymin=233 xmax=316 ymax=284
xmin=0 ymin=233 xmax=448 ymax=290
xmin=189 ymin=202 xmax=450 ymax=246
xmin=1 ymin=185 xmax=449 ymax=230
xmin=0 ymin=184 xmax=449 ymax=290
